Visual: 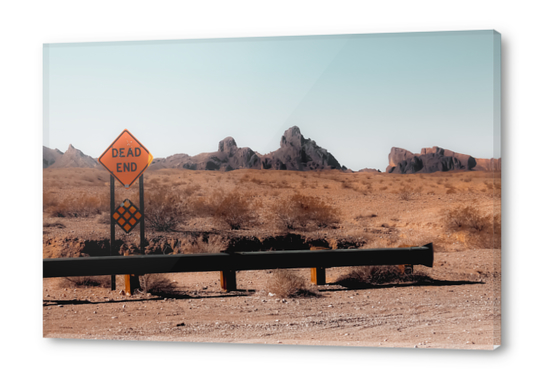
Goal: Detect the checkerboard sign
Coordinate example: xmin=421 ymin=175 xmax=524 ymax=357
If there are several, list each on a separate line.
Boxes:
xmin=112 ymin=199 xmax=143 ymax=233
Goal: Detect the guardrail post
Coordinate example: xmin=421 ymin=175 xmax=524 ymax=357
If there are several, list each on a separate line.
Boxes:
xmin=310 ymin=267 xmax=326 ymax=285
xmin=124 ymin=274 xmax=141 ymax=295
xmin=220 ymin=270 xmax=237 ymax=292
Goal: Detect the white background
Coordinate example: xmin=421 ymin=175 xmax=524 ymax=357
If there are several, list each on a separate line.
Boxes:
xmin=1 ymin=1 xmax=540 ymax=378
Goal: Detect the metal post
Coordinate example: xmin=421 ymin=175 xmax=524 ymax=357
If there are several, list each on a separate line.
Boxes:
xmin=310 ymin=267 xmax=326 ymax=285
xmin=220 ymin=270 xmax=237 ymax=292
xmin=110 ymin=175 xmax=116 ymax=291
xmin=139 ymin=174 xmax=145 ymax=253
xmin=127 ymin=175 xmax=145 ymax=293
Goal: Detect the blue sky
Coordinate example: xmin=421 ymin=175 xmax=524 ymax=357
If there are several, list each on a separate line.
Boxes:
xmin=44 ymin=30 xmax=500 ymax=171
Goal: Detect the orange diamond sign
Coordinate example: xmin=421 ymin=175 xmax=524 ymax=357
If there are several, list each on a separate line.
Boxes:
xmin=98 ymin=129 xmax=153 ymax=188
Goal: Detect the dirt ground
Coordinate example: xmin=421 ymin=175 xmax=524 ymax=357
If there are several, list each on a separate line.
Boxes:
xmin=42 ymin=168 xmax=501 ymax=349
xmin=43 ymin=249 xmax=500 ymax=349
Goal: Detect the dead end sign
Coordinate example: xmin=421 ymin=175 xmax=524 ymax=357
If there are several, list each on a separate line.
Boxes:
xmin=98 ymin=129 xmax=153 ymax=188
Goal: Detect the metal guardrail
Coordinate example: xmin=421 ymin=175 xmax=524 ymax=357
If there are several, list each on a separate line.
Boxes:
xmin=43 ymin=243 xmax=433 ymax=291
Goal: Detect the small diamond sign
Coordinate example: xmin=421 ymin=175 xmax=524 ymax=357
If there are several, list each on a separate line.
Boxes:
xmin=112 ymin=199 xmax=142 ymax=234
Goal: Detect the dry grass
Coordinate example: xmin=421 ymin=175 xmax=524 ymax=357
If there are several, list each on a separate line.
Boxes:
xmin=213 ymin=191 xmax=256 ymax=230
xmin=267 ymin=269 xmax=320 ymax=298
xmin=44 ymin=192 xmax=108 ymax=217
xmin=272 ymin=193 xmax=339 ymax=230
xmin=43 ymin=167 xmax=501 ymax=252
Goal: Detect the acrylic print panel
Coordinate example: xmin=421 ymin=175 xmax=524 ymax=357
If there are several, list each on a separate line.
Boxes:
xmin=43 ymin=30 xmax=501 ymax=349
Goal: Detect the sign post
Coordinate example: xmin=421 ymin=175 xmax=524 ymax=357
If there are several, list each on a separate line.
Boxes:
xmin=99 ymin=130 xmax=153 ymax=294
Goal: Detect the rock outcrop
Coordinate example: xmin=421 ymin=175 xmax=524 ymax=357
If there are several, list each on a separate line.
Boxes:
xmin=47 ymin=144 xmax=98 ymax=169
xmin=386 ymin=146 xmax=500 ymax=174
xmin=259 ymin=126 xmax=341 ymax=171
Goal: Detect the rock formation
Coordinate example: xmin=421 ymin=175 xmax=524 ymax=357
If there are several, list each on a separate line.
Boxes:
xmin=148 ymin=126 xmax=342 ymax=172
xmin=259 ymin=126 xmax=342 ymax=171
xmin=386 ymin=146 xmax=500 ymax=174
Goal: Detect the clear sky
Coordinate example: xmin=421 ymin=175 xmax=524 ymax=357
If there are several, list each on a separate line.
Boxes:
xmin=44 ymin=30 xmax=500 ymax=171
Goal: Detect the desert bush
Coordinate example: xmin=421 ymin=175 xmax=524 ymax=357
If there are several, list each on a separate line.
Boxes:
xmin=181 ymin=184 xmax=201 ymax=197
xmin=446 ymin=205 xmax=490 ymax=232
xmin=182 ymin=235 xmax=227 ymax=254
xmin=341 ymin=181 xmax=354 ymax=190
xmin=273 ymin=194 xmax=339 ymax=230
xmin=336 ymin=266 xmax=430 ymax=288
xmin=60 ymin=276 xmax=111 ymax=288
xmin=397 ymin=186 xmax=415 ymax=201
xmin=139 ymin=274 xmax=178 ymax=295
xmin=213 ymin=192 xmax=256 ymax=230
xmin=445 ymin=205 xmax=501 ymax=249
xmin=145 ymin=187 xmax=188 ymax=231
xmin=267 ymin=269 xmax=319 ymax=298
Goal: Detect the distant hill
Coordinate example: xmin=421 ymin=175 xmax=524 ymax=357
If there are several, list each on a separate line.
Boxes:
xmin=386 ymin=146 xmax=501 ymax=174
xmin=46 ymin=144 xmax=99 ymax=169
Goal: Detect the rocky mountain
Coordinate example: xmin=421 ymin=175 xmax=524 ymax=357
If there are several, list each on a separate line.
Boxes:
xmin=43 ymin=146 xmax=64 ymax=168
xmin=259 ymin=126 xmax=342 ymax=171
xmin=46 ymin=144 xmax=99 ymax=169
xmin=149 ymin=126 xmax=343 ymax=172
xmin=386 ymin=146 xmax=501 ymax=174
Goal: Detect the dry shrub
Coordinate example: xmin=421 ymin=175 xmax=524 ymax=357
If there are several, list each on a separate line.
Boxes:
xmin=336 ymin=266 xmax=430 ymax=288
xmin=397 ymin=186 xmax=415 ymax=201
xmin=213 ymin=191 xmax=256 ymax=230
xmin=182 ymin=235 xmax=227 ymax=254
xmin=145 ymin=187 xmax=188 ymax=231
xmin=445 ymin=205 xmax=501 ymax=249
xmin=341 ymin=181 xmax=354 ymax=190
xmin=273 ymin=194 xmax=339 ymax=230
xmin=446 ymin=205 xmax=490 ymax=232
xmin=188 ymin=189 xmax=226 ymax=217
xmin=60 ymin=276 xmax=111 ymax=288
xmin=181 ymin=184 xmax=201 ymax=197
xmin=267 ymin=269 xmax=319 ymax=298
xmin=139 ymin=274 xmax=178 ymax=295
